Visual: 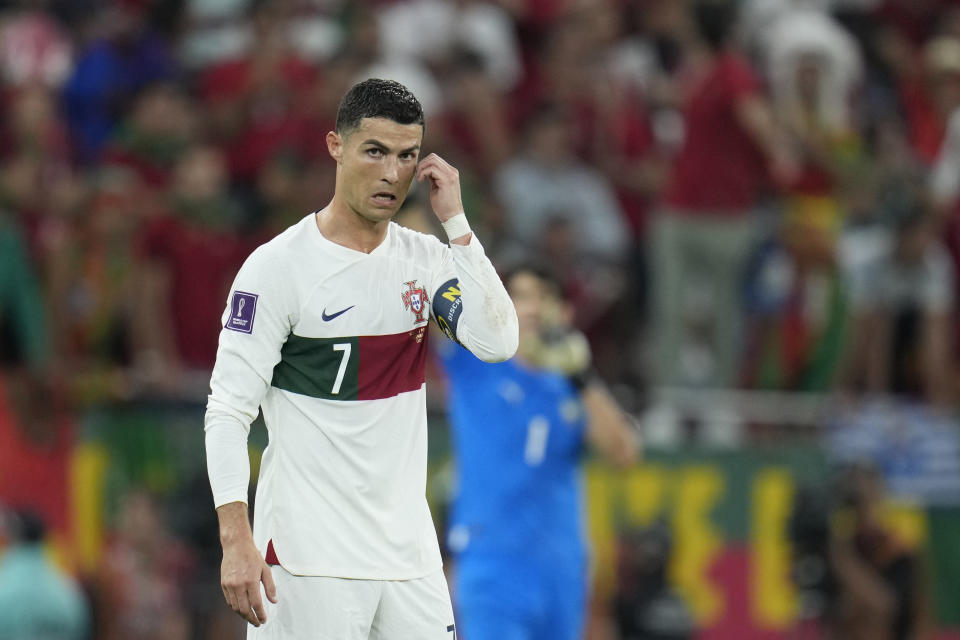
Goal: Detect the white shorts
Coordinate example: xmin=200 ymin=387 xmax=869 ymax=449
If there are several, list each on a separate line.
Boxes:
xmin=247 ymin=566 xmax=457 ymax=640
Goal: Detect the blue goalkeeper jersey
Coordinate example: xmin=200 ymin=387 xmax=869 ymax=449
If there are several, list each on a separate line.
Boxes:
xmin=439 ymin=340 xmax=588 ymax=567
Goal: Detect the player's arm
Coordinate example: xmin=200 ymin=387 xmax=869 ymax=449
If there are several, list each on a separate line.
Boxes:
xmin=734 ymin=91 xmax=799 ymax=187
xmin=205 ymin=248 xmax=295 ymax=627
xmin=580 ymin=381 xmax=640 ymax=469
xmin=417 ymin=153 xmax=518 ymax=362
xmin=543 ymin=329 xmax=640 ymax=468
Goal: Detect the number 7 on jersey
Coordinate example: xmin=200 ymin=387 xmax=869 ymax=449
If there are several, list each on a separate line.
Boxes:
xmin=332 ymin=343 xmax=352 ymax=394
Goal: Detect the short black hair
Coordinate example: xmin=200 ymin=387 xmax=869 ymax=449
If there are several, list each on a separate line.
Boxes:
xmin=694 ymin=1 xmax=738 ymax=52
xmin=335 ymin=79 xmax=425 ymax=135
xmin=8 ymin=509 xmax=46 ymax=544
xmin=504 ymin=261 xmax=564 ymax=298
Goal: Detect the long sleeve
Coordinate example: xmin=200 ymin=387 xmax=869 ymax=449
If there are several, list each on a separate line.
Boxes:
xmin=431 ymin=234 xmax=518 ymax=362
xmin=204 ymin=247 xmax=297 ymax=507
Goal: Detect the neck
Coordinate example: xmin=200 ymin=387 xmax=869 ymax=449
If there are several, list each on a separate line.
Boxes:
xmin=316 ymin=194 xmax=390 ymax=253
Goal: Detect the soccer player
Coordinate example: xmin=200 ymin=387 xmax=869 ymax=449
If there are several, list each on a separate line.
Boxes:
xmin=204 ymin=79 xmax=518 ymax=639
xmin=438 ymin=263 xmax=639 ymax=640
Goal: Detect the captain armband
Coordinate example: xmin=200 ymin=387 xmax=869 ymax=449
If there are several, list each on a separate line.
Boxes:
xmin=432 ymin=278 xmax=464 ymax=345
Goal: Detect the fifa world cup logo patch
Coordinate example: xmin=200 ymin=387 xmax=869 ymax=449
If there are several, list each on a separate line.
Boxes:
xmin=401 ymin=280 xmax=430 ymax=323
xmin=225 ymin=291 xmax=258 ymax=333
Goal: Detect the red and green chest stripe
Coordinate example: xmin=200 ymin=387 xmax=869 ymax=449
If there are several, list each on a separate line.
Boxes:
xmin=271 ymin=326 xmax=429 ymax=401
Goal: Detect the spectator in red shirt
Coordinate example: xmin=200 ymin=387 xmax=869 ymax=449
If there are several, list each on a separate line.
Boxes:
xmin=197 ymin=3 xmax=316 ymax=184
xmin=135 ymin=144 xmax=254 ymax=379
xmin=0 ymin=370 xmax=74 ymax=552
xmin=650 ymin=0 xmax=798 ymax=388
xmin=898 ymin=36 xmax=960 ymax=166
xmin=100 ymin=84 xmax=198 ymax=190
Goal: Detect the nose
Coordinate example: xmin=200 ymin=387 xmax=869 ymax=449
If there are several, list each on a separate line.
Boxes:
xmin=382 ymin=156 xmax=399 ymax=184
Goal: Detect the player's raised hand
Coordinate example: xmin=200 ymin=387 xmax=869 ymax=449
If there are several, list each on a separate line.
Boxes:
xmin=220 ymin=538 xmax=278 ymax=627
xmin=415 ymin=153 xmax=464 ymax=223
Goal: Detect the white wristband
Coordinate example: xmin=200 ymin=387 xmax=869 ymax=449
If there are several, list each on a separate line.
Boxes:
xmin=441 ymin=213 xmax=471 ymax=240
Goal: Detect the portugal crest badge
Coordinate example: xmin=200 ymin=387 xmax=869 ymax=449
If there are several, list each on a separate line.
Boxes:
xmin=401 ymin=280 xmax=430 ymax=323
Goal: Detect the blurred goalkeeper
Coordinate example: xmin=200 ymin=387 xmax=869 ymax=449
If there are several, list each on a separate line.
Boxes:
xmin=437 ymin=263 xmax=639 ymax=640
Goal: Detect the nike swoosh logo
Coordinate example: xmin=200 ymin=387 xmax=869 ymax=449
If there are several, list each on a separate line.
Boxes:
xmin=321 ymin=305 xmax=355 ymax=321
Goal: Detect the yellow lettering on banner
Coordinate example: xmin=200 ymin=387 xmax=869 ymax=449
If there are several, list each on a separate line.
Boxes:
xmin=670 ymin=467 xmax=725 ymax=623
xmin=751 ymin=469 xmax=798 ymax=627
xmin=881 ymin=503 xmax=928 ymax=549
xmin=71 ymin=443 xmax=109 ymax=572
xmin=623 ymin=466 xmax=666 ymax=527
xmin=442 ymin=286 xmax=461 ymax=302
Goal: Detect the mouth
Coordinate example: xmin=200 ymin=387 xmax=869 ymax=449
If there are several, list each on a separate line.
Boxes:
xmin=371 ymin=192 xmax=397 ymax=206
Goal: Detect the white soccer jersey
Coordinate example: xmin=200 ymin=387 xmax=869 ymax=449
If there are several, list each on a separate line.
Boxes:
xmin=204 ymin=213 xmax=518 ymax=580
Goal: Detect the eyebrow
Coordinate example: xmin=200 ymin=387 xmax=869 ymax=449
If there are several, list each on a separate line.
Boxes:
xmin=361 ymin=140 xmax=421 ymax=154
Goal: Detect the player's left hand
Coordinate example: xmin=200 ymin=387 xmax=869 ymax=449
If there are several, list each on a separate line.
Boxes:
xmin=416 ymin=153 xmax=464 ymax=223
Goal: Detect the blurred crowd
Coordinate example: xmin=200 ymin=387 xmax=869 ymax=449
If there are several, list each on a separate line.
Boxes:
xmin=2 ymin=0 xmax=960 ymax=637
xmin=4 ymin=0 xmax=960 ymax=405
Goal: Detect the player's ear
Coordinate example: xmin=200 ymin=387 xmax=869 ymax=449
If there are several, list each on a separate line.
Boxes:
xmin=326 ymin=131 xmax=343 ymax=163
